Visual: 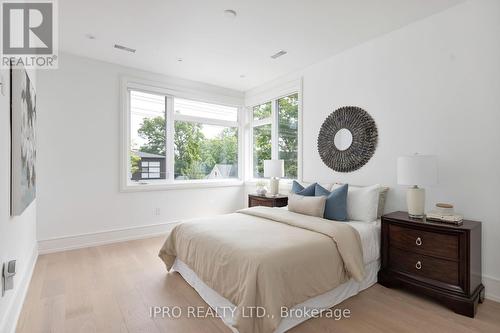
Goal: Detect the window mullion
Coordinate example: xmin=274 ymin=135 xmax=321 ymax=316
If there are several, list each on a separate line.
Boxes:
xmin=166 ymin=96 xmax=174 ymax=182
xmin=271 ymin=99 xmax=279 ymax=160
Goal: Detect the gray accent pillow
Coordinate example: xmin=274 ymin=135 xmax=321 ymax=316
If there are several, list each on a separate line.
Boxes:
xmin=288 ymin=194 xmax=327 ymax=218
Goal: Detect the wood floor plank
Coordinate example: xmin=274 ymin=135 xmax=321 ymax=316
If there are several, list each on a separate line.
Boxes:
xmin=16 ymin=236 xmax=500 ymax=333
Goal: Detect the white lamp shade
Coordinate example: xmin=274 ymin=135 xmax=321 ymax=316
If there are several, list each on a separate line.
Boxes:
xmin=397 ymin=155 xmax=438 ymax=186
xmin=264 ymin=160 xmax=284 ymax=178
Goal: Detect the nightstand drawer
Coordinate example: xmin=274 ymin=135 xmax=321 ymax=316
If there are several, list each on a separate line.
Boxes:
xmin=389 ymin=224 xmax=459 ymax=260
xmin=389 ymin=247 xmax=460 ymax=287
xmin=248 ymin=194 xmax=288 ymax=208
xmin=249 ymin=197 xmax=274 ymax=207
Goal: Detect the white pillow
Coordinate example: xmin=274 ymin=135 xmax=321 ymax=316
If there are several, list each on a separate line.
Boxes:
xmin=288 ymin=194 xmax=326 ymax=218
xmin=332 ymin=184 xmax=380 ymax=222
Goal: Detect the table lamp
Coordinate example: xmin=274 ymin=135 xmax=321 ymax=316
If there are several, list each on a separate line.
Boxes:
xmin=264 ymin=160 xmax=284 ymax=196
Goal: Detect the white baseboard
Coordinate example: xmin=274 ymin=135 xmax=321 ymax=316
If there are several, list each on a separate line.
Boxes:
xmin=484 ymin=275 xmax=500 ymax=302
xmin=38 ymin=221 xmax=179 ymax=255
xmin=1 ymin=244 xmax=38 ymax=333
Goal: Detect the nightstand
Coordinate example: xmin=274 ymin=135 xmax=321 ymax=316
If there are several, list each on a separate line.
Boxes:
xmin=378 ymin=211 xmax=484 ymax=317
xmin=248 ymin=194 xmax=288 ymax=208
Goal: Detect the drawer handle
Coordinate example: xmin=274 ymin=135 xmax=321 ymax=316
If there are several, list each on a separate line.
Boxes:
xmin=415 ymin=237 xmax=422 ymax=246
xmin=415 ymin=261 xmax=422 ymax=270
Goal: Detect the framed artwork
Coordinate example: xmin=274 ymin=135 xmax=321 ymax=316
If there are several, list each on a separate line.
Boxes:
xmin=10 ymin=66 xmax=37 ymax=216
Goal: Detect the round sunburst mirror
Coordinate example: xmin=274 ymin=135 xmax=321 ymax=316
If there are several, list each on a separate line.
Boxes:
xmin=317 ymin=106 xmax=378 ymax=172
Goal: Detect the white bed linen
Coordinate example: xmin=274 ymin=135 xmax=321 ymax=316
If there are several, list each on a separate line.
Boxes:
xmin=344 ymin=219 xmax=380 ymax=264
xmin=169 ymin=217 xmax=381 ymax=333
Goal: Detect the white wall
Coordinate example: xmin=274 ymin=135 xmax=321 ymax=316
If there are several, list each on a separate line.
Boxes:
xmin=36 ymin=53 xmax=246 ymax=249
xmin=247 ymin=0 xmax=500 ymax=300
xmin=0 ymin=69 xmax=38 ymax=332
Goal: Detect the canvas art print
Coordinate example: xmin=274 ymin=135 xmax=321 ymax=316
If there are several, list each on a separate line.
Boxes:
xmin=11 ymin=67 xmax=37 ymax=216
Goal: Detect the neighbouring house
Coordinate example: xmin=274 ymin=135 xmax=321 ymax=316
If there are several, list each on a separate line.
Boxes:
xmin=131 ymin=151 xmax=166 ymax=180
xmin=206 ymin=164 xmax=237 ymax=179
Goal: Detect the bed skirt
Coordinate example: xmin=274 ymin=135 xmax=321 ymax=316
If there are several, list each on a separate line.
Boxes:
xmin=171 ymin=259 xmax=380 ymax=333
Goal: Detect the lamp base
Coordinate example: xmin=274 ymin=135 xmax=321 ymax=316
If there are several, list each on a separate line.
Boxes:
xmin=407 ymin=186 xmax=425 ymax=219
xmin=269 ymin=178 xmax=280 ymax=196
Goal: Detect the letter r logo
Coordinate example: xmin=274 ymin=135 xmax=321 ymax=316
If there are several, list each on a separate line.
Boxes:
xmin=2 ymin=2 xmax=53 ymax=54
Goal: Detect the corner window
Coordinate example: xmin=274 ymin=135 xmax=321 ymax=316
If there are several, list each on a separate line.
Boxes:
xmin=251 ymin=93 xmax=299 ymax=179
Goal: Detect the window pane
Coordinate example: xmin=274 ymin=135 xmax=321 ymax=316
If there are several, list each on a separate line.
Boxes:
xmin=253 ymin=102 xmax=271 ymax=120
xmin=174 ymin=98 xmax=237 ymax=122
xmin=130 ymin=90 xmax=166 ymax=181
xmin=174 ymin=121 xmax=238 ymax=180
xmin=278 ymin=93 xmax=298 ymax=179
xmin=253 ymin=124 xmax=271 ymax=178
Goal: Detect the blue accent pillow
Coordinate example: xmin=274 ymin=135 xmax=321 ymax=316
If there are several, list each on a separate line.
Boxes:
xmin=315 ymin=183 xmax=348 ymax=221
xmin=291 ymin=180 xmax=316 ymax=196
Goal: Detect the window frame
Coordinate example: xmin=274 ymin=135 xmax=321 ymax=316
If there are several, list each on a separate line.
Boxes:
xmin=120 ymin=77 xmax=244 ymax=192
xmin=248 ymin=79 xmax=302 ymax=182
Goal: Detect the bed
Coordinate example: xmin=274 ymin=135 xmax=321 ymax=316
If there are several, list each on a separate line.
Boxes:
xmin=159 ymin=206 xmax=381 ymax=333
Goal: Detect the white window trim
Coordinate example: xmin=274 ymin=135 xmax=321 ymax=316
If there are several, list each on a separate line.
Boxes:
xmin=120 ymin=77 xmax=244 ymax=192
xmin=247 ymin=78 xmax=303 ymax=183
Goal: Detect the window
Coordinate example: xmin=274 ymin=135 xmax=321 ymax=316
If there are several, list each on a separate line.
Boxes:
xmin=251 ymin=93 xmax=299 ymax=179
xmin=130 ymin=90 xmax=167 ymax=181
xmin=140 ymin=161 xmax=161 ymax=179
xmin=252 ymin=102 xmax=272 ymax=178
xmin=125 ymin=82 xmax=240 ymax=188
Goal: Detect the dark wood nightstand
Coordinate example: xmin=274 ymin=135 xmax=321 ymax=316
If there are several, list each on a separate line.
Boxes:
xmin=248 ymin=194 xmax=288 ymax=208
xmin=378 ymin=211 xmax=484 ymax=317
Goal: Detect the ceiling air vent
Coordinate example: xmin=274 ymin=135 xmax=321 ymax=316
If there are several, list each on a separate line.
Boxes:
xmin=114 ymin=44 xmax=136 ymax=53
xmin=271 ymin=50 xmax=287 ymax=59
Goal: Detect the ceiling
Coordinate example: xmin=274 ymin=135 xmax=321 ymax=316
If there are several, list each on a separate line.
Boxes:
xmin=59 ymin=0 xmax=463 ymax=91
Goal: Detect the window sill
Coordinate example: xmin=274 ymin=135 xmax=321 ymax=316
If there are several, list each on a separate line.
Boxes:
xmin=121 ymin=179 xmax=244 ymax=192
xmin=245 ymin=179 xmax=296 ymax=185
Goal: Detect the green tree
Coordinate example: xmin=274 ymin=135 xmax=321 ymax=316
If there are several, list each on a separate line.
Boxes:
xmin=130 ymin=153 xmax=141 ymax=175
xmin=137 ymin=116 xmax=166 ymax=155
xmin=174 ymin=121 xmax=204 ymax=179
xmin=252 ymin=102 xmax=272 ymax=177
xmin=253 ymin=125 xmax=271 ymax=177
xmin=253 ymin=102 xmax=271 ymax=119
xmin=202 ymin=128 xmax=238 ymax=173
xmin=278 ymin=94 xmax=298 ymax=178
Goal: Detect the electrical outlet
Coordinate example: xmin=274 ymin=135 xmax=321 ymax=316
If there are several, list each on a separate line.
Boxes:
xmin=154 ymin=207 xmax=161 ymax=216
xmin=2 ymin=260 xmax=16 ymax=296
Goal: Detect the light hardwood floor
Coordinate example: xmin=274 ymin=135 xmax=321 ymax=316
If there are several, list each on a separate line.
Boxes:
xmin=17 ymin=236 xmax=500 ymax=333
